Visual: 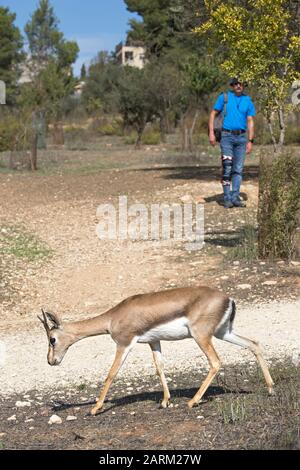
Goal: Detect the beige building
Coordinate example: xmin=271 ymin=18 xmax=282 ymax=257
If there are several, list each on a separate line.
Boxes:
xmin=115 ymin=42 xmax=146 ymax=69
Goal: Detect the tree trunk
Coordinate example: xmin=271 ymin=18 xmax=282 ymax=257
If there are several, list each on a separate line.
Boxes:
xmin=53 ymin=121 xmax=64 ymax=146
xmin=29 ymin=132 xmax=38 ymax=171
xmin=181 ymin=106 xmax=198 ymax=153
xmin=135 ymin=125 xmax=145 ymax=149
xmin=159 ymin=114 xmax=167 ymax=143
xmin=9 ymin=151 xmax=16 ymax=170
xmin=267 ymin=115 xmax=278 ymax=152
xmin=188 ymin=110 xmax=199 ymax=152
xmin=278 ymin=106 xmax=285 ymax=149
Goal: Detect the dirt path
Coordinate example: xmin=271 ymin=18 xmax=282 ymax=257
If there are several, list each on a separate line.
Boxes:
xmin=1 ymin=167 xmax=298 ymax=331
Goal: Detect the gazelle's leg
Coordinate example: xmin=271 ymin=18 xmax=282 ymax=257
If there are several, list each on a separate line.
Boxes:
xmin=90 ymin=345 xmax=131 ymax=415
xmin=222 ymin=332 xmax=274 ymax=394
xmin=188 ymin=335 xmax=221 ymax=408
xmin=150 ymin=341 xmax=171 ymax=408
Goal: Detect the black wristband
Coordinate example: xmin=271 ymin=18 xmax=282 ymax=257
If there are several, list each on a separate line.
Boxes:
xmin=248 ymin=138 xmax=254 ymax=143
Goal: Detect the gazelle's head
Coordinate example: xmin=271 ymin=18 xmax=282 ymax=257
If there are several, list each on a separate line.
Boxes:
xmin=38 ymin=309 xmax=74 ymax=366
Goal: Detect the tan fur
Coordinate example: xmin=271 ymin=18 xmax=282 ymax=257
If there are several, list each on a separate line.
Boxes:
xmin=38 ymin=285 xmax=274 ymax=415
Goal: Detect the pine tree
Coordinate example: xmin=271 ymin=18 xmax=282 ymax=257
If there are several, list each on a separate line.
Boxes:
xmin=0 ymin=7 xmax=24 ymax=105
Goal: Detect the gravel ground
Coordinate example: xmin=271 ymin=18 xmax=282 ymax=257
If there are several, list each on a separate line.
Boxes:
xmin=1 ymin=299 xmax=299 ymax=397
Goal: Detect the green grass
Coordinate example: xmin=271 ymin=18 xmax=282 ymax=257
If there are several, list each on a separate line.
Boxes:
xmin=0 ymin=225 xmax=53 ymax=261
xmin=77 ymin=383 xmax=87 ymax=391
xmin=217 ymin=396 xmax=248 ymax=424
xmin=228 ymin=224 xmax=258 ymax=261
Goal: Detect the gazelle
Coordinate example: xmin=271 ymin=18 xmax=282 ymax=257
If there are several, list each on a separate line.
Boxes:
xmin=38 ymin=286 xmax=274 ymax=415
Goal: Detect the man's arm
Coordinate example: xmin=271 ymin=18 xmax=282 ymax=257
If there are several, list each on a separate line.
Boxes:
xmin=208 ymin=110 xmax=219 ymax=146
xmin=246 ymin=115 xmax=255 ymax=154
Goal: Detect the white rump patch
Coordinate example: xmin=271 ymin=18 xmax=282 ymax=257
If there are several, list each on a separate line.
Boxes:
xmin=214 ymin=298 xmax=234 ymax=340
xmin=138 ymin=317 xmax=191 ymax=343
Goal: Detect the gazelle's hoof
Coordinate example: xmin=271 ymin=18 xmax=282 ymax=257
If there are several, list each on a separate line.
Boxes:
xmin=268 ymin=387 xmax=275 ymax=396
xmin=188 ymin=399 xmax=204 ymax=408
xmin=90 ymin=405 xmax=102 ymax=416
xmin=160 ymin=400 xmax=171 ymax=409
xmin=188 ymin=400 xmax=196 ymax=408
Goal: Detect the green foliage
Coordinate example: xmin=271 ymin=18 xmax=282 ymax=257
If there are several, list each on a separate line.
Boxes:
xmin=258 ymin=152 xmax=300 ymax=259
xmin=80 ymin=63 xmax=86 ymax=80
xmin=0 ymin=110 xmax=32 ymax=153
xmin=0 ymin=7 xmax=24 ymax=104
xmin=24 ymin=0 xmax=79 ymax=121
xmin=217 ymin=396 xmax=248 ymax=425
xmin=124 ymin=128 xmax=161 ymax=145
xmin=118 ymin=66 xmax=159 ymax=145
xmin=96 ymin=120 xmax=123 ymax=137
xmin=285 ymin=126 xmax=300 ymax=145
xmin=83 ymin=52 xmax=121 ymax=115
xmin=182 ymin=55 xmax=226 ymax=104
xmin=142 ymin=130 xmax=161 ymax=145
xmin=125 ymin=0 xmax=206 ymax=57
xmin=25 ymin=0 xmax=62 ymax=63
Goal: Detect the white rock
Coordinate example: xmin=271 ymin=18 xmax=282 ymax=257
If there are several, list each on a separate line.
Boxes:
xmin=197 ymin=415 xmax=204 ymax=419
xmin=291 ymin=352 xmax=300 ymax=366
xmin=180 ymin=194 xmax=193 ymax=203
xmin=237 ymin=284 xmax=252 ymax=290
xmin=7 ymin=415 xmax=16 ymax=421
xmin=48 ymin=414 xmax=62 ymax=425
xmin=66 ymin=416 xmax=77 ymax=421
xmin=290 ymin=261 xmax=300 ymax=266
xmin=16 ymin=401 xmax=31 ymax=407
xmin=262 ymin=280 xmax=277 ymax=286
xmin=25 ymin=418 xmax=34 ymax=423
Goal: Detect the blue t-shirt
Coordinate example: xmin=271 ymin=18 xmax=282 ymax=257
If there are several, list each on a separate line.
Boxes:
xmin=213 ymin=90 xmax=256 ymax=131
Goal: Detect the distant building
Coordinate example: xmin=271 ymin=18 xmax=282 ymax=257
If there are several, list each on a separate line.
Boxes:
xmin=73 ymin=81 xmax=86 ymax=97
xmin=18 ymin=61 xmax=33 ymax=84
xmin=115 ymin=42 xmax=146 ymax=69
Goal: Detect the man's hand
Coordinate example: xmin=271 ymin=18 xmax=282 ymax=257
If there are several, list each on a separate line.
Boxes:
xmin=246 ymin=142 xmax=253 ymax=154
xmin=209 ymin=132 xmax=217 ymax=146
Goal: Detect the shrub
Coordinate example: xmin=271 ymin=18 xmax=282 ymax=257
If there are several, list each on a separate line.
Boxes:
xmin=0 ymin=115 xmax=23 ymax=152
xmin=124 ymin=130 xmax=160 ymax=146
xmin=258 ymin=151 xmax=300 ymax=259
xmin=142 ymin=130 xmax=160 ymax=145
xmin=285 ymin=127 xmax=300 ymax=145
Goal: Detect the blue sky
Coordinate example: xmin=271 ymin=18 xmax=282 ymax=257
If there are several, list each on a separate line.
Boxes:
xmin=4 ymin=0 xmax=140 ymax=75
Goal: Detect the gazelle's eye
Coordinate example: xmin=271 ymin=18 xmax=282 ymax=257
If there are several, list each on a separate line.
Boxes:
xmin=50 ymin=337 xmax=56 ymax=346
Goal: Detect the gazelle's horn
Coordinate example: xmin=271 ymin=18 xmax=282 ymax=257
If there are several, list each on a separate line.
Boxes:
xmin=37 ymin=308 xmax=50 ymax=334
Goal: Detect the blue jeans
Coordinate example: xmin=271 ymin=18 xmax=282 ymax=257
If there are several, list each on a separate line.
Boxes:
xmin=220 ymin=131 xmax=247 ymax=202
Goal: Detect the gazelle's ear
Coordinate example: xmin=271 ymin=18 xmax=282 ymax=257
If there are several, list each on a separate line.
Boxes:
xmin=45 ymin=311 xmax=62 ymax=329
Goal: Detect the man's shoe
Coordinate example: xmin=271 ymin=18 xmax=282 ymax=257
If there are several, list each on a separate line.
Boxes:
xmin=232 ymin=198 xmax=246 ymax=207
xmin=224 ymin=200 xmax=234 ymax=208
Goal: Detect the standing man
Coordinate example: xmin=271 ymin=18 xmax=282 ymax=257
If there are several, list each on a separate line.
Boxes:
xmin=208 ymin=78 xmax=255 ymax=208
